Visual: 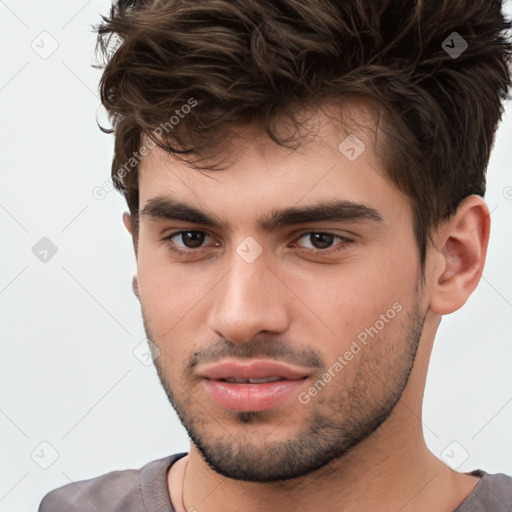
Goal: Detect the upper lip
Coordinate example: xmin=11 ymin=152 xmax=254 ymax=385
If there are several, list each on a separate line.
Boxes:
xmin=197 ymin=358 xmax=311 ymax=380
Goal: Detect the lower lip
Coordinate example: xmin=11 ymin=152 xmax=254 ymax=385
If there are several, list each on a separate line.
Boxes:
xmin=203 ymin=378 xmax=307 ymax=411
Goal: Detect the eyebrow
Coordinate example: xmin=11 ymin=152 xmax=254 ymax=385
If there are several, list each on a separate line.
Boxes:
xmin=139 ymin=196 xmax=383 ymax=231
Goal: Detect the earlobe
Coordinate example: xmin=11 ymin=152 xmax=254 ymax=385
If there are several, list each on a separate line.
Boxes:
xmin=429 ymin=196 xmax=490 ymax=315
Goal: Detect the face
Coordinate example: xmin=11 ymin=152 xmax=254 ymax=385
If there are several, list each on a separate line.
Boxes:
xmin=135 ymin=102 xmax=427 ymax=482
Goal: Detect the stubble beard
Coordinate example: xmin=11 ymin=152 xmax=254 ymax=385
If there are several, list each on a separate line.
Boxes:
xmin=146 ymin=300 xmax=425 ymax=482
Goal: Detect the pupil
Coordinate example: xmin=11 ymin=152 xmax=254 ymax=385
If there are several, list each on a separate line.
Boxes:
xmin=182 ymin=231 xmax=204 ymax=248
xmin=311 ymin=233 xmax=333 ymax=249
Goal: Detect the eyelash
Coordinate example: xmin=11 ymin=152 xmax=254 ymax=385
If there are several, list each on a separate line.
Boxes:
xmin=162 ymin=230 xmax=354 ymax=257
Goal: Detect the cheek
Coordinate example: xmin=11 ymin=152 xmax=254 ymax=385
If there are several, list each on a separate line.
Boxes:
xmin=298 ymin=248 xmax=417 ymax=344
xmin=136 ymin=246 xmax=219 ymax=337
xmin=137 ymin=263 xmax=206 ymax=367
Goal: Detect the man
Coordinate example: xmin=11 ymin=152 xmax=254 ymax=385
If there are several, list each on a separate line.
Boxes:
xmin=39 ymin=0 xmax=512 ymax=511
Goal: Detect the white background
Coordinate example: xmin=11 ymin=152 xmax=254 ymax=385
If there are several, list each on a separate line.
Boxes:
xmin=1 ymin=2 xmax=511 ymax=511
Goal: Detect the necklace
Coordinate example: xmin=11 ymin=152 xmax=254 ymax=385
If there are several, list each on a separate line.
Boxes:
xmin=180 ymin=457 xmax=189 ymax=512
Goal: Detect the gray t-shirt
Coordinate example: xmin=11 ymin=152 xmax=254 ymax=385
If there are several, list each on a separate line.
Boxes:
xmin=38 ymin=452 xmax=512 ymax=511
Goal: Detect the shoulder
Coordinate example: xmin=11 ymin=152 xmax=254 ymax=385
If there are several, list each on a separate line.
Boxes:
xmin=37 ymin=453 xmax=186 ymax=512
xmin=457 ymin=470 xmax=512 ymax=511
xmin=479 ymin=471 xmax=512 ymax=507
xmin=38 ymin=467 xmax=141 ymax=512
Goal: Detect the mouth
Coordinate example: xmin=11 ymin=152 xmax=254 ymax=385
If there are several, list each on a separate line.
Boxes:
xmin=197 ymin=358 xmax=312 ymax=381
xmin=197 ymin=359 xmax=311 ymax=412
xmin=216 ymin=376 xmax=306 ymax=384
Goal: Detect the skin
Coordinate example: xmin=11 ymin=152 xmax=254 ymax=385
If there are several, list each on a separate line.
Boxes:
xmin=123 ymin=100 xmax=489 ymax=512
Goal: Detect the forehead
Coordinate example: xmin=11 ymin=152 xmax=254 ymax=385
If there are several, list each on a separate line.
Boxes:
xmin=137 ymin=99 xmax=409 ymax=226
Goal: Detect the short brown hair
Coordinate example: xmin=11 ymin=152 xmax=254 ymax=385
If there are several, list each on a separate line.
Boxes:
xmin=95 ymin=0 xmax=512 ymax=267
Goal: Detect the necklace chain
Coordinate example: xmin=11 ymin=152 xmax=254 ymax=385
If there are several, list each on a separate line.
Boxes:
xmin=181 ymin=457 xmax=189 ymax=512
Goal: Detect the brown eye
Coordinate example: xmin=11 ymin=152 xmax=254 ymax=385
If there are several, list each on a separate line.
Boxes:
xmin=178 ymin=231 xmax=206 ymax=249
xmin=295 ymin=232 xmax=351 ymax=252
xmin=164 ymin=230 xmax=216 ymax=255
xmin=305 ymin=233 xmax=335 ymax=249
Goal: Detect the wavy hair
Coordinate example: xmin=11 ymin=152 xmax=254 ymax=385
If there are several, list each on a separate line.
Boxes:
xmin=94 ymin=0 xmax=512 ymax=266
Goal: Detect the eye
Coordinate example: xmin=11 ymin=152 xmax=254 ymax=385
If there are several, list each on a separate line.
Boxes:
xmin=163 ymin=230 xmax=354 ymax=257
xmin=164 ymin=230 xmax=217 ymax=255
xmin=293 ymin=231 xmax=354 ymax=253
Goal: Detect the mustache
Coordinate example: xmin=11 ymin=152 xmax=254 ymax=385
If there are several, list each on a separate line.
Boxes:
xmin=185 ymin=338 xmax=325 ymax=376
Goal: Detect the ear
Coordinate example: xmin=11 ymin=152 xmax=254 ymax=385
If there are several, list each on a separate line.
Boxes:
xmin=132 ymin=275 xmax=140 ymax=301
xmin=123 ymin=212 xmax=140 ymax=301
xmin=429 ymin=195 xmax=490 ymax=315
xmin=123 ymin=210 xmax=139 ymax=257
xmin=122 ymin=211 xmax=132 ymax=234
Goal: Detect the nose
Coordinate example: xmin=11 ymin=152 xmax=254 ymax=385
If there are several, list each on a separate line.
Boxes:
xmin=206 ymin=248 xmax=290 ymax=344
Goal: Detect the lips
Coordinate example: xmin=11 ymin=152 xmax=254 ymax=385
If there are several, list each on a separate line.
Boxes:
xmin=197 ymin=359 xmax=311 ymax=411
xmin=196 ymin=358 xmax=311 ymax=381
